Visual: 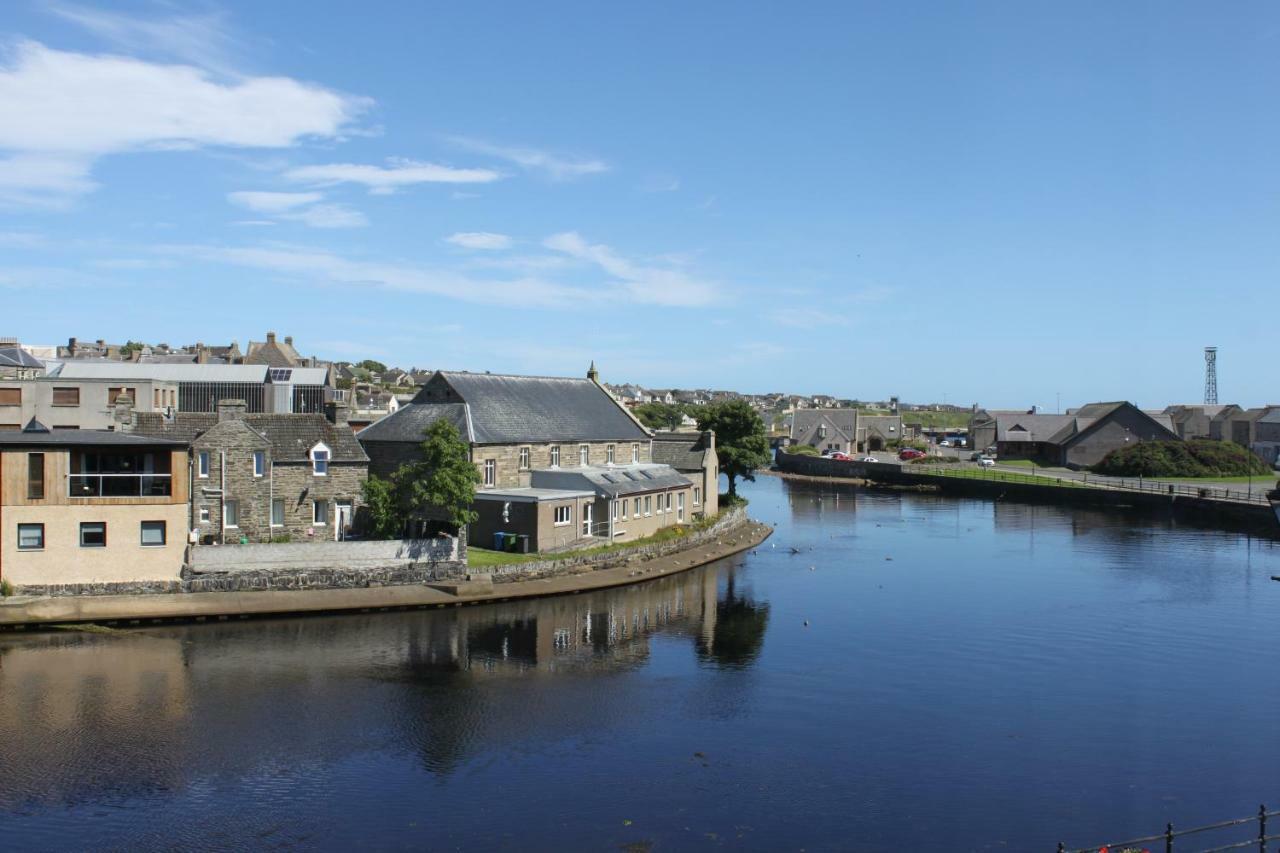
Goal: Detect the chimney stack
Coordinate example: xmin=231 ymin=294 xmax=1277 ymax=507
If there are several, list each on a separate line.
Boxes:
xmin=217 ymin=398 xmax=248 ymax=422
xmin=113 ymin=393 xmax=135 ymax=429
xmin=284 ymin=335 xmax=293 ymax=346
xmin=325 ymin=400 xmax=350 ymax=429
xmin=587 ymin=360 xmax=599 ymax=383
xmin=266 ymin=331 xmax=276 ymax=344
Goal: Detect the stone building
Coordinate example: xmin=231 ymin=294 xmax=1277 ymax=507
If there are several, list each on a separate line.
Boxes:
xmin=651 ymin=430 xmax=720 ymax=518
xmin=359 ymin=366 xmax=698 ymax=552
xmin=790 ymin=409 xmax=904 ymax=454
xmin=131 ymin=400 xmax=368 ymax=544
xmin=969 ymin=402 xmax=1180 ymax=468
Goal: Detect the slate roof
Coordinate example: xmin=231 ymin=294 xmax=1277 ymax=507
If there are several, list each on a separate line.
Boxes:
xmin=791 ymin=409 xmax=858 ymax=443
xmin=245 ymin=337 xmax=302 ymax=368
xmin=651 ymin=431 xmax=713 ymax=471
xmin=0 ymin=346 xmax=43 ymax=369
xmin=0 ymin=422 xmax=184 ymax=448
xmin=132 ymin=412 xmax=367 ymax=462
xmin=358 ymin=371 xmax=649 ymax=445
xmin=530 ymin=463 xmax=692 ymax=499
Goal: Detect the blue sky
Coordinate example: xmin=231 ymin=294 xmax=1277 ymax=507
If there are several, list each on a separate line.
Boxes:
xmin=2 ymin=2 xmax=1278 ymax=409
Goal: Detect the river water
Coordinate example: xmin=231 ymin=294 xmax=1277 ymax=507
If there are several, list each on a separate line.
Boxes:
xmin=3 ymin=474 xmax=1280 ymax=852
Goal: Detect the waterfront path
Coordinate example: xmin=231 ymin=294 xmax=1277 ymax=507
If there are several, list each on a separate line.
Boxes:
xmin=0 ymin=520 xmax=773 ymax=628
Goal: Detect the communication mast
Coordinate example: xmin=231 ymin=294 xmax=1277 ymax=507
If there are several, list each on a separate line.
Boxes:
xmin=1204 ymin=347 xmax=1218 ymax=405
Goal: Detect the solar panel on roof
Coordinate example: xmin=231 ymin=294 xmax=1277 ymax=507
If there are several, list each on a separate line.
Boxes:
xmin=269 ymin=368 xmax=293 ymax=382
xmin=601 ymin=474 xmax=617 ymax=483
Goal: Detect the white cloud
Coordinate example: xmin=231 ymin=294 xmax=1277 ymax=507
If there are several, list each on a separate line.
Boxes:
xmin=227 ymin=191 xmax=324 ymax=213
xmin=445 ymin=232 xmax=512 ymax=250
xmin=0 ymin=231 xmax=48 ymax=248
xmin=284 ymin=158 xmax=500 ymax=193
xmin=227 ymin=191 xmax=366 ymax=229
xmin=0 ymin=41 xmax=367 ymax=207
xmin=773 ymin=308 xmax=850 ymax=328
xmin=447 ymin=136 xmax=608 ymax=180
xmin=47 ymin=3 xmax=243 ymax=76
xmin=639 ymin=174 xmax=680 ymax=193
xmin=162 ymin=244 xmax=595 ymax=308
xmin=543 ymin=231 xmax=719 ymax=307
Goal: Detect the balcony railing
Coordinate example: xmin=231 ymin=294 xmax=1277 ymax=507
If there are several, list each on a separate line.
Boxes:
xmin=67 ymin=473 xmax=173 ymax=498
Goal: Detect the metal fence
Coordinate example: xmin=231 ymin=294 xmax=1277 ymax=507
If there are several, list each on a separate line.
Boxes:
xmin=900 ymin=463 xmax=1272 ymax=507
xmin=1059 ymin=805 xmax=1280 ymax=852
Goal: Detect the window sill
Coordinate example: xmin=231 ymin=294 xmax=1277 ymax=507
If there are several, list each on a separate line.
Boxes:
xmin=17 ymin=547 xmax=43 ymax=552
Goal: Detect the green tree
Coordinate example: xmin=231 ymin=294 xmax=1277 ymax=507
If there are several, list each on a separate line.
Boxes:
xmin=357 ymin=359 xmax=388 ymax=374
xmin=360 ymin=475 xmax=402 ymax=538
xmin=634 ymin=402 xmax=683 ymax=431
xmin=697 ymin=400 xmax=771 ymax=499
xmin=395 ymin=419 xmax=481 ymax=529
xmin=119 ymin=340 xmax=145 ymax=358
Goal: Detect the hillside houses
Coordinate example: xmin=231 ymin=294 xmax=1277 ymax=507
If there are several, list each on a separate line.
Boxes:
xmin=969 ymin=403 xmax=1179 ymax=468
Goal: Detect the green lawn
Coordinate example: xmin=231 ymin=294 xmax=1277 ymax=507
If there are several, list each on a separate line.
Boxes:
xmin=910 ymin=465 xmax=1081 ymax=488
xmin=467 ymin=548 xmax=538 ymax=567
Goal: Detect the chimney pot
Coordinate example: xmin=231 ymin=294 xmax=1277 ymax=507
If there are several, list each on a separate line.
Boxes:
xmin=284 ymin=335 xmax=293 ymax=346
xmin=266 ymin=331 xmax=276 ymax=343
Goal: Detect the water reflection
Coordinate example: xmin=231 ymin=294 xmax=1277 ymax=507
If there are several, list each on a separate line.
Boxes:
xmin=0 ymin=558 xmax=769 ymax=814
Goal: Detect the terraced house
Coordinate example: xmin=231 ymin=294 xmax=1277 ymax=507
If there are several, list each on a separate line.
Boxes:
xmin=0 ymin=419 xmax=188 ymax=592
xmin=131 ymin=400 xmax=367 ymax=544
xmin=358 ymin=366 xmax=703 ymax=552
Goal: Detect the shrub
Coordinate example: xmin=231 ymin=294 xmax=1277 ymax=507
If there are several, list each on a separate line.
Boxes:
xmin=784 ymin=444 xmax=820 ymax=455
xmin=910 ymin=455 xmax=959 ymax=464
xmin=0 ymin=579 xmax=12 ymax=597
xmin=719 ymin=493 xmax=749 ymax=508
xmin=1093 ymin=439 xmax=1272 ymax=477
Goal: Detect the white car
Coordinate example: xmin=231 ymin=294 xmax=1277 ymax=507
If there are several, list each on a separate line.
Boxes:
xmin=859 ymin=456 xmax=877 ymax=463
xmin=978 ymin=456 xmax=995 ymax=468
xmin=939 ymin=439 xmax=952 ymax=447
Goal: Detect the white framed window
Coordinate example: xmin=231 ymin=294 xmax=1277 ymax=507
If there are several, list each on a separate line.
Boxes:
xmin=582 ymin=502 xmax=593 ymax=537
xmin=313 ymin=501 xmax=329 ymax=525
xmin=140 ymin=520 xmax=166 ymax=547
xmin=677 ymin=492 xmax=685 ymax=523
xmin=579 ymin=444 xmax=589 ymax=466
xmin=17 ymin=523 xmax=43 ymax=550
xmin=253 ymin=450 xmax=265 ymax=477
xmin=550 ymin=445 xmax=560 ymax=467
xmin=311 ymin=443 xmax=330 ymax=476
xmin=644 ymin=496 xmax=652 ymax=516
xmin=632 ymin=443 xmax=639 ymax=463
xmin=553 ymin=505 xmax=572 ymax=526
xmin=198 ymin=451 xmax=210 ymax=478
xmin=519 ymin=447 xmax=531 ymax=470
xmin=199 ymin=505 xmax=210 ymax=524
xmin=271 ymin=499 xmax=284 ymax=527
xmin=606 ymin=444 xmax=615 ymax=465
xmin=612 ymin=501 xmax=618 ymax=522
xmin=483 ymin=458 xmax=496 ymax=487
xmin=633 ymin=499 xmax=640 ymax=519
xmin=693 ymin=487 xmax=700 ymax=505
xmin=223 ymin=501 xmax=239 ymax=528
xmin=621 ymin=499 xmax=628 ymax=518
xmin=666 ymin=493 xmax=672 ymax=512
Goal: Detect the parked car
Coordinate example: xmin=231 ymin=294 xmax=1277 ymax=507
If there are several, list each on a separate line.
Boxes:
xmin=898 ymin=448 xmax=926 ymax=461
xmin=984 ymin=445 xmax=998 ymax=457
xmin=859 ymin=456 xmax=877 ymax=463
xmin=939 ymin=439 xmax=952 ymax=447
xmin=978 ymin=456 xmax=995 ymax=468
xmin=969 ymin=451 xmax=982 ymax=461
xmin=829 ymin=452 xmax=852 ymax=461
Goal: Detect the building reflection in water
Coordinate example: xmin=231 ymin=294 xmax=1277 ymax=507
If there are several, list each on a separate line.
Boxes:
xmin=0 ymin=557 xmax=771 ymax=802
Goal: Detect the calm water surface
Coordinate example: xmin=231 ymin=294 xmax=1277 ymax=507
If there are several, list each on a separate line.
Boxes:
xmin=4 ymin=475 xmax=1280 ymax=852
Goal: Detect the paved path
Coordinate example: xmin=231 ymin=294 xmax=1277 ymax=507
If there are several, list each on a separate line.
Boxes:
xmin=0 ymin=521 xmax=774 ymax=629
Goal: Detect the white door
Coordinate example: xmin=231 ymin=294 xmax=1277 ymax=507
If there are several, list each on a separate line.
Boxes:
xmin=582 ymin=502 xmax=593 ymax=537
xmin=336 ymin=500 xmax=353 ymax=541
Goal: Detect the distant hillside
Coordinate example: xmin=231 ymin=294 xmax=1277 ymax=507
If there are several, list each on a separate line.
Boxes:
xmin=1093 ymin=439 xmax=1271 ymax=477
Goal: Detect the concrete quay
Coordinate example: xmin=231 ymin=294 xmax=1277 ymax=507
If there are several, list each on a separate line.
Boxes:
xmin=0 ymin=520 xmax=773 ymax=629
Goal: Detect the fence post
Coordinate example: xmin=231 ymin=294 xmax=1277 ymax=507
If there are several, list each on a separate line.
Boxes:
xmin=1260 ymin=804 xmax=1266 ymax=853
xmin=1167 ymin=821 xmax=1174 ymax=853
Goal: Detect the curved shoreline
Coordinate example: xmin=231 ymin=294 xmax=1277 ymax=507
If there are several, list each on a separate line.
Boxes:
xmin=0 ymin=518 xmax=773 ymax=630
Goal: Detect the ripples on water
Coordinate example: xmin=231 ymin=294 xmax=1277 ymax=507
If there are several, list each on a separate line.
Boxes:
xmin=2 ymin=475 xmax=1279 ymax=851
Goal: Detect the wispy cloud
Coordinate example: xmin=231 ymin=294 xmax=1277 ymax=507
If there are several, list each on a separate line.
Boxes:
xmin=227 ymin=191 xmax=367 ymax=228
xmin=284 ymin=158 xmax=500 ymax=193
xmin=47 ymin=2 xmax=244 ymax=76
xmin=0 ymin=40 xmax=368 ymax=208
xmin=447 ymin=136 xmax=608 ymax=180
xmin=543 ymin=231 xmax=719 ymax=307
xmin=639 ymin=174 xmax=680 ymax=193
xmin=88 ymin=257 xmax=177 ymax=270
xmin=773 ymin=308 xmax=850 ymax=328
xmin=445 ymin=232 xmax=512 ymax=250
xmin=0 ymin=231 xmax=48 ymax=249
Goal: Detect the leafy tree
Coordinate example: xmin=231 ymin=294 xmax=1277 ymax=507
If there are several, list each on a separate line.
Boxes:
xmin=119 ymin=340 xmax=145 ymax=358
xmin=634 ymin=402 xmax=683 ymax=431
xmin=360 ymin=475 xmax=402 ymax=538
xmin=394 ymin=419 xmax=481 ymax=530
xmin=698 ymin=400 xmax=771 ymax=499
xmin=357 ymin=359 xmax=388 ymax=374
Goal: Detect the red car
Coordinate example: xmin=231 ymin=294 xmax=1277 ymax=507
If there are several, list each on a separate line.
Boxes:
xmin=898 ymin=448 xmax=926 ymax=461
xmin=828 ymin=452 xmax=852 ymax=461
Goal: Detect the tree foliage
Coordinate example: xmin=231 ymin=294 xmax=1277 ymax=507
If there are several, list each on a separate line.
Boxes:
xmin=1093 ymin=439 xmax=1271 ymax=478
xmin=357 ymin=359 xmax=388 ymax=374
xmin=360 ymin=419 xmax=480 ymax=536
xmin=698 ymin=400 xmax=771 ymax=497
xmin=634 ymin=402 xmax=699 ymax=431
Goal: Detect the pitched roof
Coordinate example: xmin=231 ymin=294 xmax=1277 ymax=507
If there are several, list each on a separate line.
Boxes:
xmin=245 ymin=336 xmax=302 ymax=368
xmin=791 ymin=408 xmax=858 ymax=441
xmin=651 ymin=431 xmax=714 ymax=471
xmin=0 ymin=425 xmax=184 ymax=448
xmin=132 ymin=412 xmax=367 ymax=462
xmin=358 ymin=371 xmax=649 ymax=445
xmin=0 ymin=346 xmax=43 ymax=369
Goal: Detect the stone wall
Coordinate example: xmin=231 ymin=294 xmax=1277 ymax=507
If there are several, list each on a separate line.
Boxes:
xmin=364 ymin=437 xmax=654 ymax=488
xmin=488 ymin=505 xmax=749 ymax=583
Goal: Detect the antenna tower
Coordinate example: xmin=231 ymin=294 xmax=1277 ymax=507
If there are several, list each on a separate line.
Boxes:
xmin=1204 ymin=347 xmax=1218 ymax=405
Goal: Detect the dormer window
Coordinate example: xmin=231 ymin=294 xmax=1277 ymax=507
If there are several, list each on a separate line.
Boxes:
xmin=311 ymin=443 xmax=330 ymax=476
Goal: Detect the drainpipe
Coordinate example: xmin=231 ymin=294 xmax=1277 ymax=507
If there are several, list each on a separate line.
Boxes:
xmin=220 ymin=451 xmax=226 ymax=543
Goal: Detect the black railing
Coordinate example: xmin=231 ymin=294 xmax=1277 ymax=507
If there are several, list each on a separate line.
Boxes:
xmin=67 ymin=473 xmax=172 ymax=498
xmin=1059 ymin=805 xmax=1280 ymax=853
